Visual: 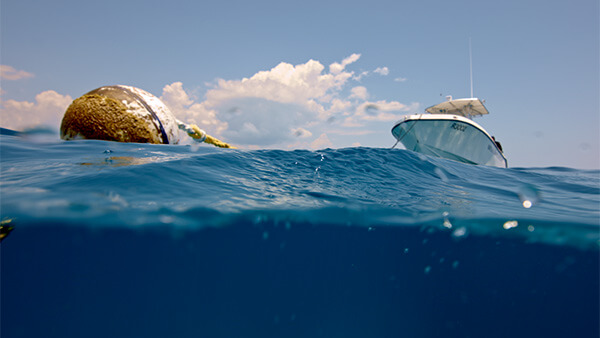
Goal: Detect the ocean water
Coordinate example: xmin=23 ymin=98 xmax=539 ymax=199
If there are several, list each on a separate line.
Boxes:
xmin=1 ymin=131 xmax=599 ymax=338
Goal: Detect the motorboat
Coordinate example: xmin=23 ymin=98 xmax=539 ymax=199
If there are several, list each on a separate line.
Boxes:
xmin=391 ymin=96 xmax=507 ymax=168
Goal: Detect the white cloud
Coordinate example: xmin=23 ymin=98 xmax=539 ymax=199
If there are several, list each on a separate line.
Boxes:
xmin=394 ymin=77 xmax=408 ymax=82
xmin=0 ymin=91 xmax=72 ymax=130
xmin=352 ymin=71 xmax=369 ymax=81
xmin=160 ymin=82 xmax=228 ymax=135
xmin=373 ymin=67 xmax=389 ymax=76
xmin=0 ymin=65 xmax=34 ymax=80
xmin=156 ymin=55 xmax=413 ymax=148
xmin=349 ymin=86 xmax=369 ymax=100
xmin=164 ymin=56 xmax=367 ymax=147
xmin=329 ymin=53 xmax=361 ymax=74
xmin=310 ymin=133 xmax=333 ymax=149
xmin=329 ymin=98 xmax=353 ymax=113
xmin=352 ymin=66 xmax=390 ymax=81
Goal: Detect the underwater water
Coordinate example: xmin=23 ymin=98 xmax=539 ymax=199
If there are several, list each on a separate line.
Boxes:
xmin=1 ymin=131 xmax=599 ymax=338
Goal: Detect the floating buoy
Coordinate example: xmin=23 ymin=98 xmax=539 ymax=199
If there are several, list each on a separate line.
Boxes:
xmin=60 ymin=85 xmax=234 ymax=148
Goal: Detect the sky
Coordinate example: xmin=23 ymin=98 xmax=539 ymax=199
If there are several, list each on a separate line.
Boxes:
xmin=1 ymin=0 xmax=598 ymax=169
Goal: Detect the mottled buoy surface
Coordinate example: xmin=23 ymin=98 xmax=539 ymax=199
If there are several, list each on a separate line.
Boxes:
xmin=60 ymin=85 xmax=179 ymax=144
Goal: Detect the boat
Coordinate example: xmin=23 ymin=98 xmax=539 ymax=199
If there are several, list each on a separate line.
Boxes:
xmin=391 ymin=96 xmax=508 ymax=168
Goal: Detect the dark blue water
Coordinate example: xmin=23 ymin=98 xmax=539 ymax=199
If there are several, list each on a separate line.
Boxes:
xmin=1 ymin=132 xmax=599 ymax=337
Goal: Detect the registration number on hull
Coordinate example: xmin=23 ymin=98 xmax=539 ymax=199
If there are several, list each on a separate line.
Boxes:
xmin=451 ymin=123 xmax=467 ymax=132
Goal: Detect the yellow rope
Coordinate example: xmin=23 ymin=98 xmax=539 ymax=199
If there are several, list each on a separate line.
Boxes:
xmin=186 ymin=124 xmax=236 ymax=149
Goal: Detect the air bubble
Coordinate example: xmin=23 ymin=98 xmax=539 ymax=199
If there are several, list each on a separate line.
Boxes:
xmin=452 ymin=227 xmax=468 ymax=238
xmin=442 ymin=211 xmax=452 ymax=229
xmin=503 ymin=220 xmax=519 ymax=230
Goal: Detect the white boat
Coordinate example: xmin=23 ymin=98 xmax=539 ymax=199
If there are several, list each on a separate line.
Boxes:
xmin=391 ymin=96 xmax=507 ymax=168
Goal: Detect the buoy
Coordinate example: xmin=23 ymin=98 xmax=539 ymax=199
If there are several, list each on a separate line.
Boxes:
xmin=60 ymin=85 xmax=234 ymax=148
xmin=60 ymin=85 xmax=180 ymax=144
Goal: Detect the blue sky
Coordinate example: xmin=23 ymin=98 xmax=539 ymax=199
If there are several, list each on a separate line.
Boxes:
xmin=1 ymin=0 xmax=598 ymax=169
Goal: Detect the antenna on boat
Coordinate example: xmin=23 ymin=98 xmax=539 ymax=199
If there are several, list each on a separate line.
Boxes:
xmin=469 ymin=37 xmax=474 ymax=98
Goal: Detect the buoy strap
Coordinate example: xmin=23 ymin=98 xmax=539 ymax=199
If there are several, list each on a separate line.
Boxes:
xmin=178 ymin=121 xmax=207 ymax=143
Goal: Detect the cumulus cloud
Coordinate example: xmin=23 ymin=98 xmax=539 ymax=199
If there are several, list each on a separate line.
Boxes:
xmin=349 ymin=86 xmax=369 ymax=100
xmin=329 ymin=53 xmax=361 ymax=74
xmin=160 ymin=82 xmax=228 ymax=135
xmin=158 ymin=55 xmax=412 ymax=149
xmin=0 ymin=91 xmax=72 ymax=130
xmin=352 ymin=71 xmax=369 ymax=82
xmin=162 ymin=57 xmax=358 ymax=147
xmin=373 ymin=67 xmax=389 ymax=76
xmin=0 ymin=65 xmax=34 ymax=80
xmin=352 ymin=66 xmax=391 ymax=81
xmin=311 ymin=133 xmax=333 ymax=149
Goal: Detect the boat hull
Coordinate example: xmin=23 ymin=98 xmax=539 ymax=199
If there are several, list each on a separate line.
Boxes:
xmin=391 ymin=114 xmax=507 ymax=168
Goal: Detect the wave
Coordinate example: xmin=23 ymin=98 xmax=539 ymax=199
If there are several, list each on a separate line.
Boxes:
xmin=1 ymin=134 xmax=598 ymax=249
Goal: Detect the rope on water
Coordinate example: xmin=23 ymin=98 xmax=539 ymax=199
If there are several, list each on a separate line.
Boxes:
xmin=177 ymin=120 xmax=236 ymax=149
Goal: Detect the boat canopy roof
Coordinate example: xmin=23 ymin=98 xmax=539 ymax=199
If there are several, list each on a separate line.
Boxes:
xmin=425 ymin=98 xmax=489 ymax=117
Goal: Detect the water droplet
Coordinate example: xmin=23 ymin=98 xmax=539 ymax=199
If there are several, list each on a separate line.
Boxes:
xmin=527 ymin=225 xmax=535 ymax=232
xmin=404 ymin=248 xmax=409 ymax=254
xmin=262 ymin=231 xmax=269 ymax=240
xmin=103 ymin=149 xmax=113 ymax=154
xmin=424 ymin=266 xmax=432 ymax=274
xmin=452 ymin=261 xmax=460 ymax=269
xmin=503 ymin=220 xmax=518 ymax=230
xmin=518 ymin=185 xmax=540 ymax=208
